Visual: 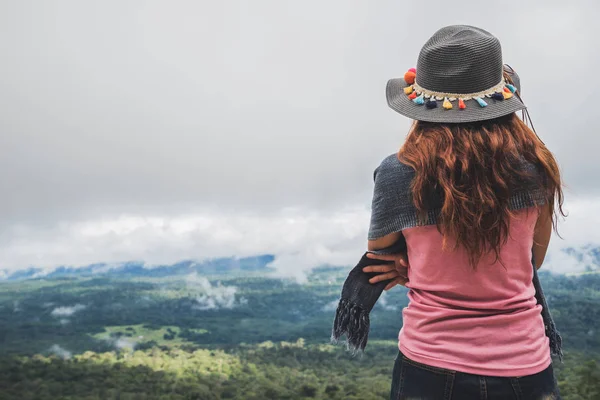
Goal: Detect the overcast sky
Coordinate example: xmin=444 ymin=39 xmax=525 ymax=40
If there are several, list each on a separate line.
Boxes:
xmin=0 ymin=1 xmax=598 ymax=276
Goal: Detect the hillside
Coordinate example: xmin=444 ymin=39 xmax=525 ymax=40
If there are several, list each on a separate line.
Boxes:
xmin=0 ymin=264 xmax=598 ymax=399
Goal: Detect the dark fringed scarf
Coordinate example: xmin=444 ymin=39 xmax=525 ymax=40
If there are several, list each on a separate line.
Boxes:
xmin=330 ymin=253 xmax=396 ymax=353
xmin=533 ymin=254 xmax=564 ymax=360
xmin=331 ymin=238 xmax=406 ymax=353
xmin=330 ymin=154 xmax=563 ymax=361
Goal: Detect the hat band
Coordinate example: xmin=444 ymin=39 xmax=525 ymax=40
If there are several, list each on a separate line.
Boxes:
xmin=412 ymin=79 xmax=506 ymax=101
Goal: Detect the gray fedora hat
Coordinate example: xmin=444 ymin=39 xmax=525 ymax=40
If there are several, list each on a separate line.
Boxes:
xmin=387 ymin=25 xmax=526 ymax=123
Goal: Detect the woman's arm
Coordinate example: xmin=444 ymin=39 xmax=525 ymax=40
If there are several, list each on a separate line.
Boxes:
xmin=366 ymin=231 xmax=409 ymax=290
xmin=533 ymin=203 xmax=553 ymax=270
xmin=367 ymin=231 xmax=403 ymax=252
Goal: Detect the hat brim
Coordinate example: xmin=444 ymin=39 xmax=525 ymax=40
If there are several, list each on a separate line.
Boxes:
xmin=386 ymin=77 xmax=526 ymax=124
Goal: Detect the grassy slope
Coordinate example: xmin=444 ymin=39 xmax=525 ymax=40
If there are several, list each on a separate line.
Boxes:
xmin=0 ymin=268 xmax=598 ymax=399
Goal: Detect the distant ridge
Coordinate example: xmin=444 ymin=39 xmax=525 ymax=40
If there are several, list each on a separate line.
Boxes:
xmin=2 ymin=244 xmax=600 ymax=282
xmin=0 ymin=254 xmax=276 ymax=281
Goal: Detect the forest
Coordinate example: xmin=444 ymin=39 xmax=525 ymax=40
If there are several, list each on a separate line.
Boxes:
xmin=0 ymin=264 xmax=598 ymax=399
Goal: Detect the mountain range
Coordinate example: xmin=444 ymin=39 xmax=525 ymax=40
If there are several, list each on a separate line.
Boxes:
xmin=0 ymin=254 xmax=276 ymax=281
xmin=2 ymin=243 xmax=600 ymax=282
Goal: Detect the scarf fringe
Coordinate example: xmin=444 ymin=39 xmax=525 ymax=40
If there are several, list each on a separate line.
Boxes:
xmin=330 ymin=298 xmax=370 ymax=354
xmin=547 ymin=322 xmax=564 ymax=361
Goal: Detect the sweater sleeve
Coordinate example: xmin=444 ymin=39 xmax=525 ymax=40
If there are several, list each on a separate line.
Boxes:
xmin=367 ymin=155 xmax=417 ymax=240
xmin=367 ymin=155 xmax=545 ymax=240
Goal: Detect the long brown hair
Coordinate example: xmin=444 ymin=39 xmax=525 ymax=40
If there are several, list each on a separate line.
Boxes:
xmin=398 ymin=113 xmax=565 ymax=268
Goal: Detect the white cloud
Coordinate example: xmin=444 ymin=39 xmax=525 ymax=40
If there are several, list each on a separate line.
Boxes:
xmin=538 ymin=197 xmax=600 ymax=274
xmin=0 ymin=206 xmax=370 ymax=280
xmin=544 ymin=245 xmax=600 ymax=275
xmin=114 ymin=338 xmax=136 ymax=351
xmin=187 ymin=273 xmax=245 ymax=310
xmin=0 ymin=1 xmax=598 ymax=282
xmin=0 ymin=1 xmax=598 ymax=228
xmin=322 ymin=300 xmax=339 ymax=312
xmin=378 ymin=291 xmax=398 ymax=312
xmin=51 ymin=304 xmax=86 ymax=317
xmin=94 ymin=332 xmax=137 ymax=351
xmin=0 ymin=197 xmax=598 ymax=278
xmin=49 ymin=344 xmax=71 ymax=359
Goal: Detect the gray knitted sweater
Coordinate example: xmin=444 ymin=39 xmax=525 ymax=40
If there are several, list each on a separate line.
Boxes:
xmin=368 ymin=153 xmax=547 ymax=240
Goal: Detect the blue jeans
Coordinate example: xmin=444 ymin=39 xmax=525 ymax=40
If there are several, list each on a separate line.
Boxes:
xmin=390 ymin=350 xmax=561 ymax=400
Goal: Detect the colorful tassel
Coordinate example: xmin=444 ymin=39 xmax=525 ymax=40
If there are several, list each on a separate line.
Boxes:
xmin=404 ymin=85 xmax=414 ymax=95
xmin=503 ymin=87 xmax=511 ymax=93
xmin=404 ymin=71 xmax=416 ymax=85
xmin=442 ymin=97 xmax=452 ymax=110
xmin=491 ymin=92 xmax=504 ymax=101
xmin=458 ymin=98 xmax=466 ymax=109
xmin=503 ymin=90 xmax=513 ymax=100
xmin=425 ymin=99 xmax=437 ymax=109
xmin=475 ymin=97 xmax=488 ymax=107
xmin=506 ymin=84 xmax=517 ymax=93
xmin=413 ymin=93 xmax=425 ymax=105
xmin=408 ymin=91 xmax=418 ymax=100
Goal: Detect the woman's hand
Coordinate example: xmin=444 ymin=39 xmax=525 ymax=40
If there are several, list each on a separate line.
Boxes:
xmin=363 ymin=252 xmax=409 ymax=291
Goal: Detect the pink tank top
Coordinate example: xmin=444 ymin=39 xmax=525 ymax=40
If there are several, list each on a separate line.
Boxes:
xmin=398 ymin=206 xmax=551 ymax=377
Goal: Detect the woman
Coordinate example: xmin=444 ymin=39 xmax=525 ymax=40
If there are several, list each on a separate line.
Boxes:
xmin=364 ymin=26 xmax=565 ymax=399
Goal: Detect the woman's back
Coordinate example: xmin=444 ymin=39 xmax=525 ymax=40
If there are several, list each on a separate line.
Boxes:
xmin=368 ymin=150 xmax=554 ymax=376
xmin=400 ymin=206 xmax=551 ymax=376
xmin=333 ymin=24 xmax=566 ymax=399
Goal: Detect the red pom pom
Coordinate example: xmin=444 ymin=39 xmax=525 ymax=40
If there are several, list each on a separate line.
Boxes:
xmin=404 ymin=71 xmax=416 ymax=85
xmin=408 ymin=68 xmax=416 ymax=73
xmin=408 ymin=91 xmax=418 ymax=100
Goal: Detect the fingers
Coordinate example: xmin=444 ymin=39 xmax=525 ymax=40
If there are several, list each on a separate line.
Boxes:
xmin=366 ymin=252 xmax=408 ymax=267
xmin=362 ymin=265 xmax=395 ymax=273
xmin=383 ymin=279 xmax=401 ymax=291
xmin=366 ymin=252 xmax=396 ymax=261
xmin=395 ymin=266 xmax=408 ymax=278
xmin=393 ymin=254 xmax=408 ymax=267
xmin=368 ymin=271 xmax=398 ymax=284
xmin=384 ymin=277 xmax=409 ymax=291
